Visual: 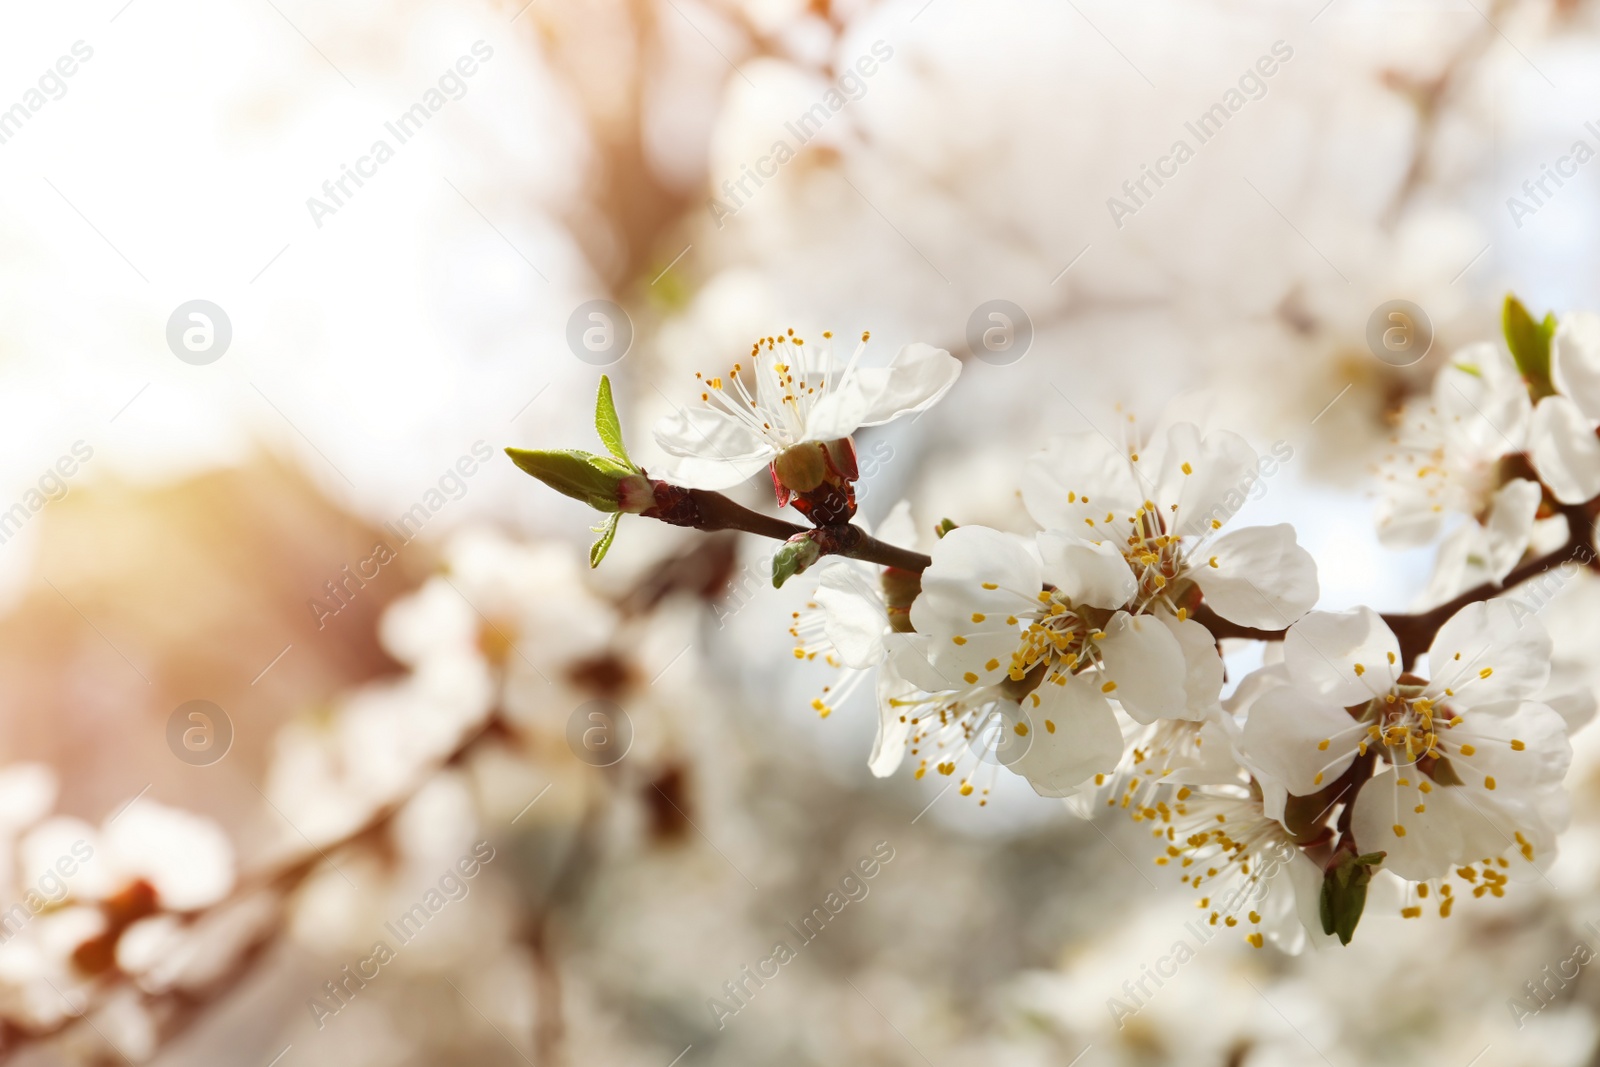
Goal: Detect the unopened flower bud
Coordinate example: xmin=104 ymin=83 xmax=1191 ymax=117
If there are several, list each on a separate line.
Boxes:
xmin=772 ymin=533 xmax=823 ymax=589
xmin=505 ymin=447 xmax=639 ymax=514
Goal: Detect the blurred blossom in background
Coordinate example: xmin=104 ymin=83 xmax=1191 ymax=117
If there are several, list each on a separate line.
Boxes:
xmin=2 ymin=0 xmax=1600 ymax=1064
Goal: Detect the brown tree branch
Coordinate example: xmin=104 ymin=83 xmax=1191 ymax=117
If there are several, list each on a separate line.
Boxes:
xmin=646 ymin=486 xmax=932 ymax=573
xmin=1197 ymin=503 xmax=1598 ymax=666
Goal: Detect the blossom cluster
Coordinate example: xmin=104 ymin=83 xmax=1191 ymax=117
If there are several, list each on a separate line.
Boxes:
xmin=512 ymin=300 xmax=1600 ymax=951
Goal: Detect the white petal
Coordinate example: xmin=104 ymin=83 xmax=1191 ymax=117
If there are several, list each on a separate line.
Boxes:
xmin=852 ymin=343 xmax=962 ymax=429
xmin=1195 ymin=524 xmax=1319 ymax=628
xmin=1020 ymin=432 xmax=1143 ymax=534
xmin=883 ymin=633 xmax=952 ymax=695
xmin=1097 ymin=611 xmax=1188 ymax=723
xmin=1374 ymin=480 xmax=1447 ymax=549
xmin=1006 ymin=677 xmax=1123 ymax=797
xmin=869 ymin=668 xmax=915 ymax=777
xmin=815 ymin=565 xmax=888 ymax=669
xmin=105 ymin=803 xmax=234 ymax=911
xmin=872 ymin=499 xmax=919 ymax=549
xmin=1238 ymin=685 xmax=1364 ymax=796
xmin=1447 ymin=699 xmax=1571 ymax=790
xmin=661 ymin=452 xmax=776 ymax=491
xmin=653 ymin=405 xmax=771 ymax=462
xmin=1156 ymin=423 xmax=1259 ymax=537
xmin=1158 ymin=612 xmax=1225 ymax=719
xmin=909 ymin=526 xmax=1039 ymax=639
xmin=1283 ymin=850 xmax=1342 ymax=952
xmin=1036 ymin=531 xmax=1136 ymax=610
xmin=1553 ymin=311 xmax=1600 ymax=421
xmin=1283 ymin=607 xmax=1402 ymax=706
xmin=920 ymin=628 xmax=1024 ymax=689
xmin=0 ymin=764 xmax=58 ymax=833
xmin=1425 ymin=600 xmax=1551 ymax=707
xmin=1480 ymin=478 xmax=1542 ymax=580
xmin=1436 ymin=341 xmax=1533 ymax=454
xmin=1544 ymin=687 xmax=1597 ymax=732
xmin=1529 ymin=394 xmax=1600 ymax=504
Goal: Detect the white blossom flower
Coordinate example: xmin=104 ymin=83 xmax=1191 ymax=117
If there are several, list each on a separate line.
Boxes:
xmin=1022 ymin=422 xmax=1319 ymax=629
xmin=1140 ymin=783 xmax=1326 ymax=951
xmin=789 ymin=501 xmax=921 ymax=729
xmin=1375 ymin=342 xmax=1533 ymax=546
xmin=1379 ymin=321 xmax=1600 ymax=545
xmin=891 ymin=525 xmax=1196 ymax=797
xmin=1413 ymin=477 xmax=1543 ymax=607
xmin=101 ymin=803 xmax=235 ymax=913
xmin=652 ymin=330 xmax=959 ymax=490
xmin=1240 ymin=601 xmax=1570 ymax=882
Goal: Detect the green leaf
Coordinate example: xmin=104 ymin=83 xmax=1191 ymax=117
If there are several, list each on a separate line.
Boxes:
xmin=1503 ymin=295 xmax=1557 ymax=399
xmin=935 ymin=518 xmax=958 ymax=539
xmin=595 ymin=376 xmax=635 ymax=469
xmin=589 ymin=513 xmax=621 ymax=568
xmin=504 ymin=447 xmax=634 ymax=512
xmin=1318 ymin=850 xmax=1385 ymax=945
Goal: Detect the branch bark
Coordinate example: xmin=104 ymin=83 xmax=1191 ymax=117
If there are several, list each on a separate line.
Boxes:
xmin=647 ymin=486 xmax=932 ymax=573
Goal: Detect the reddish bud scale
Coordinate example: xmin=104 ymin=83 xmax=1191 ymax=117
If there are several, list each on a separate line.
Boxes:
xmin=642 ymin=481 xmax=703 ymax=528
xmin=790 ymin=480 xmax=857 ymax=526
